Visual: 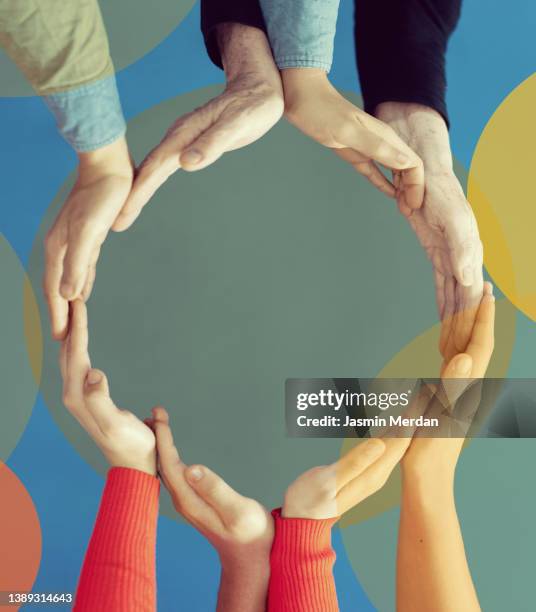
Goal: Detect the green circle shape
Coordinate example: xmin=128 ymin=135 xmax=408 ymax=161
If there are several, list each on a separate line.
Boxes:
xmin=0 ymin=234 xmax=40 ymax=461
xmin=29 ymin=86 xmax=439 ymax=518
xmin=0 ymin=0 xmax=195 ymax=96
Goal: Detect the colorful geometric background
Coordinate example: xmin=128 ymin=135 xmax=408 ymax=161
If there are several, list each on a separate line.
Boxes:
xmin=1 ymin=1 xmax=535 ymax=610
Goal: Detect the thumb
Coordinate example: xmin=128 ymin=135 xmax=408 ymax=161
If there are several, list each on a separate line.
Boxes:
xmin=443 ymin=353 xmax=473 ymax=379
xmin=185 ymin=465 xmax=245 ymax=525
xmin=179 ymin=121 xmax=240 ymax=172
xmin=441 ymin=353 xmax=474 ymax=407
xmin=84 ymin=368 xmax=110 ymax=399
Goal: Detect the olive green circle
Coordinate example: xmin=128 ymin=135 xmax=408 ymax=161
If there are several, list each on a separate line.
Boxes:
xmin=0 ymin=234 xmax=40 ymax=461
xmin=0 ymin=0 xmax=195 ymax=96
xmin=28 ymin=86 xmax=436 ymax=518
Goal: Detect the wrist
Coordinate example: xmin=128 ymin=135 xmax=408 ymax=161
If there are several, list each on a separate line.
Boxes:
xmin=375 ymin=102 xmax=454 ymax=174
xmin=402 ymin=461 xmax=456 ymax=493
xmin=217 ymin=23 xmax=282 ymax=94
xmin=77 ymin=137 xmax=133 ymax=180
xmin=109 ymin=455 xmax=157 ymax=478
xmin=281 ymin=67 xmax=330 ymax=98
xmin=219 ymin=549 xmax=271 ymax=581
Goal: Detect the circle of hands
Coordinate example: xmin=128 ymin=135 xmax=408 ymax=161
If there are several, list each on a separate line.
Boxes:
xmin=49 ymin=58 xmax=493 ymax=572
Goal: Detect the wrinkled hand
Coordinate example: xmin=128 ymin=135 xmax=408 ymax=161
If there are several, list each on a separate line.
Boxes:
xmin=44 ymin=138 xmax=133 ymax=339
xmin=153 ymin=407 xmax=273 ymax=565
xmin=114 ymin=74 xmax=284 ymax=231
xmin=281 ymin=68 xmax=425 ymax=208
xmin=402 ymin=282 xmax=495 ymax=478
xmin=60 ymin=300 xmax=156 ymax=475
xmin=377 ymin=102 xmax=484 ymax=362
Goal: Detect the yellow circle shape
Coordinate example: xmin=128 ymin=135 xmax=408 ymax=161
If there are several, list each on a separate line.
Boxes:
xmin=339 ymin=297 xmax=516 ymax=528
xmin=468 ymin=73 xmax=536 ymax=322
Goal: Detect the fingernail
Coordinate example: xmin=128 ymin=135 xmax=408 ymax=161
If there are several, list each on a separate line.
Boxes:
xmin=181 ymin=149 xmax=203 ymax=165
xmin=462 ymin=266 xmax=473 ymax=285
xmin=87 ymin=370 xmax=102 ymax=385
xmin=187 ymin=466 xmax=204 ymax=482
xmin=455 ymin=355 xmax=472 ymax=375
xmin=60 ymin=282 xmax=75 ymax=298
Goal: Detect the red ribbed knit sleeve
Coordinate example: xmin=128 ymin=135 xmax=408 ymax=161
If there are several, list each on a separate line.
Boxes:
xmin=268 ymin=508 xmax=340 ymax=612
xmin=74 ymin=467 xmax=159 ymax=612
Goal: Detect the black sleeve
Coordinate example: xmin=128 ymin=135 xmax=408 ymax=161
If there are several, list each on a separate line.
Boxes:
xmin=355 ymin=0 xmax=462 ymax=125
xmin=201 ymin=0 xmax=267 ymax=69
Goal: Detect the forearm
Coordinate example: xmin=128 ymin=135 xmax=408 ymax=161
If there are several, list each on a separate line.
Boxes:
xmin=217 ymin=556 xmax=270 ymax=612
xmin=74 ymin=468 xmax=159 ymax=611
xmin=397 ymin=473 xmax=480 ymax=612
xmin=200 ymin=0 xmax=267 ymax=69
xmin=259 ymin=0 xmax=340 ymax=72
xmin=217 ymin=23 xmax=281 ymax=94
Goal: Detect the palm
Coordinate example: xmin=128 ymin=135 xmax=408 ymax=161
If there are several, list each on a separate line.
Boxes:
xmin=400 ymin=173 xmax=483 ymax=361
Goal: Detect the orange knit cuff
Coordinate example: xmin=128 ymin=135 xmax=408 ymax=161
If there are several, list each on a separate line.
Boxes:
xmin=268 ymin=508 xmax=339 ymax=612
xmin=74 ymin=467 xmax=160 ymax=612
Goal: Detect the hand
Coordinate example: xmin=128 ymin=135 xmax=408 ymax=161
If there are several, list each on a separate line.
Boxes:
xmin=59 ymin=300 xmax=157 ymax=476
xmin=44 ymin=137 xmax=133 ymax=339
xmin=153 ymin=407 xmax=273 ymax=568
xmin=283 ymin=435 xmax=415 ymax=520
xmin=376 ymin=102 xmax=484 ymax=363
xmin=281 ymin=68 xmax=425 ymax=208
xmin=402 ymin=282 xmax=495 ymax=479
xmin=113 ymin=24 xmax=284 ymax=231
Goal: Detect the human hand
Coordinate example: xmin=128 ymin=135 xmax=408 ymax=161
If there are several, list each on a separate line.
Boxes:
xmin=376 ymin=102 xmax=484 ymax=362
xmin=280 ymin=68 xmax=425 ymax=208
xmin=60 ymin=299 xmax=156 ymax=476
xmin=402 ymin=282 xmax=495 ymax=479
xmin=44 ymin=137 xmax=133 ymax=340
xmin=113 ymin=24 xmax=284 ymax=231
xmin=153 ymin=407 xmax=273 ymax=569
xmin=283 ymin=433 xmax=418 ymax=520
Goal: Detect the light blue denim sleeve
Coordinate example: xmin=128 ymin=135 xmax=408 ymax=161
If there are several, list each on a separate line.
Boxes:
xmin=259 ymin=0 xmax=340 ymax=72
xmin=43 ymin=75 xmax=126 ymax=152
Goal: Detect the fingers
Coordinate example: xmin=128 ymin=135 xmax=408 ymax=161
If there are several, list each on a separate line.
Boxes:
xmin=335 ymin=436 xmax=410 ymax=513
xmin=60 ymin=230 xmax=99 ymax=300
xmin=153 ymin=406 xmax=181 ymax=467
xmin=333 ymin=438 xmax=386 ymax=490
xmin=464 ymin=286 xmax=495 ymax=377
xmin=398 ymin=162 xmax=426 ymax=210
xmin=441 ymin=353 xmax=474 ymax=406
xmin=113 ymin=109 xmax=208 ymax=232
xmin=113 ymin=148 xmax=179 ymax=232
xmin=333 ymin=148 xmax=395 ymax=198
xmin=184 ymin=465 xmax=247 ymax=527
xmin=63 ymin=300 xmax=91 ymax=402
xmin=152 ymin=407 xmax=221 ymax=530
xmin=344 ymin=120 xmax=424 ymax=208
xmin=442 ymin=353 xmax=473 ymax=380
xmin=43 ymin=240 xmax=69 ymax=340
xmin=83 ymin=369 xmax=120 ymax=429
